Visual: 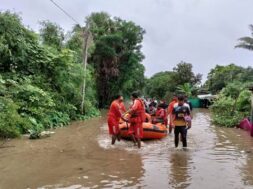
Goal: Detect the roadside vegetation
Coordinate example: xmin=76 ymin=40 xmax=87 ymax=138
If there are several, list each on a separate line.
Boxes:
xmin=144 ymin=61 xmax=202 ymax=100
xmin=0 ymin=11 xmax=145 ymax=138
xmin=208 ymin=25 xmax=253 ymax=127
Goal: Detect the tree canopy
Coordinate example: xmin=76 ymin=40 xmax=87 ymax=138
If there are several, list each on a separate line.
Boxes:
xmin=145 ymin=62 xmax=202 ymax=100
xmin=88 ymin=12 xmax=145 ymax=107
xmin=205 ymin=64 xmax=253 ymax=94
xmin=235 ymin=25 xmax=253 ymax=51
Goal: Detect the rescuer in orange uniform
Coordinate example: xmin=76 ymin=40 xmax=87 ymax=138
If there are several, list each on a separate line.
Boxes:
xmin=126 ymin=92 xmax=145 ymax=148
xmin=119 ymin=101 xmax=126 ymax=113
xmin=107 ymin=95 xmax=125 ymax=145
xmin=167 ymin=94 xmax=178 ymax=133
xmin=154 ymin=104 xmax=167 ymax=125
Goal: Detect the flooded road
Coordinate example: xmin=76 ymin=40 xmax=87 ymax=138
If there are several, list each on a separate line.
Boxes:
xmin=1 ymin=109 xmax=253 ymax=189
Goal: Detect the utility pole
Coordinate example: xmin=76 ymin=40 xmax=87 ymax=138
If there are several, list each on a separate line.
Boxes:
xmin=48 ymin=0 xmax=90 ymax=114
xmin=80 ymin=23 xmax=91 ymax=114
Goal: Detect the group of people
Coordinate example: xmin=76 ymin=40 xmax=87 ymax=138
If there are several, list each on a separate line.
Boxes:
xmin=107 ymin=92 xmax=145 ymax=148
xmin=107 ymin=92 xmax=193 ymax=149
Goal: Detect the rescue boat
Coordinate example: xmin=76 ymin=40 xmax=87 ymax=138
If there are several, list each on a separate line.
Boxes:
xmin=119 ymin=121 xmax=168 ymax=140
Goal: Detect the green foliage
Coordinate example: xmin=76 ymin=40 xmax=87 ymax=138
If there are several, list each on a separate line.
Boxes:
xmin=205 ymin=64 xmax=253 ymax=94
xmin=0 ymin=11 xmax=100 ymax=138
xmin=88 ymin=12 xmax=145 ymax=107
xmin=144 ymin=62 xmax=201 ymax=100
xmin=65 ymin=25 xmax=84 ymax=63
xmin=0 ymin=97 xmax=31 ymax=138
xmin=176 ymin=83 xmax=198 ymax=97
xmin=235 ymin=25 xmax=253 ymax=51
xmin=221 ymin=81 xmax=244 ymax=99
xmin=210 ymin=82 xmax=252 ymax=127
xmin=172 ymin=61 xmax=202 ymax=86
xmin=39 ymin=20 xmax=64 ymax=50
xmin=236 ymin=90 xmax=251 ymax=112
xmin=144 ymin=71 xmax=174 ymax=99
xmin=0 ymin=11 xmax=38 ymax=73
xmin=211 ymin=95 xmax=246 ymax=127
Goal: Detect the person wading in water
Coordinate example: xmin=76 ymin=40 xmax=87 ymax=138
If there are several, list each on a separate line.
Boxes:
xmin=125 ymin=92 xmax=145 ymax=148
xmin=167 ymin=94 xmax=178 ymax=133
xmin=107 ymin=95 xmax=126 ymax=145
xmin=171 ymin=95 xmax=191 ymax=148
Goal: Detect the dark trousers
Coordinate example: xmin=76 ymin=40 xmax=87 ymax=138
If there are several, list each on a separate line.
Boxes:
xmin=169 ymin=124 xmax=173 ymax=133
xmin=174 ymin=126 xmax=187 ymax=147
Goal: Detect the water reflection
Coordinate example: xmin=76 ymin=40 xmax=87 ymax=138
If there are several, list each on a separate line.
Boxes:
xmin=169 ymin=151 xmax=191 ymax=189
xmin=214 ymin=126 xmax=253 ymax=187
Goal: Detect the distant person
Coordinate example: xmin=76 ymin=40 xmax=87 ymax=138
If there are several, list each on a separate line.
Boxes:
xmin=154 ymin=104 xmax=167 ymax=125
xmin=149 ymin=105 xmax=156 ymax=116
xmin=159 ymin=100 xmax=169 ymax=109
xmin=184 ymin=96 xmax=193 ymax=111
xmin=171 ymin=95 xmax=191 ymax=148
xmin=107 ymin=95 xmax=125 ymax=145
xmin=126 ymin=92 xmax=145 ymax=148
xmin=145 ymin=112 xmax=152 ymax=123
xmin=149 ymin=98 xmax=157 ymax=108
xmin=167 ymin=94 xmax=178 ymax=133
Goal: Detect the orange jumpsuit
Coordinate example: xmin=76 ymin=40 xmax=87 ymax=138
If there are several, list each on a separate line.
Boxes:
xmin=119 ymin=102 xmax=126 ymax=113
xmin=168 ymin=99 xmax=177 ymax=132
xmin=107 ymin=100 xmax=121 ymax=135
xmin=155 ymin=108 xmax=167 ymax=125
xmin=168 ymin=100 xmax=177 ymax=123
xmin=128 ymin=99 xmax=145 ymax=139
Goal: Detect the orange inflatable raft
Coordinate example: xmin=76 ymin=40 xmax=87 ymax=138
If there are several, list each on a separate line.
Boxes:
xmin=119 ymin=121 xmax=168 ymax=140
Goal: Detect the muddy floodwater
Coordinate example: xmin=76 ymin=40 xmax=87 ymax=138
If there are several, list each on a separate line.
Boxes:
xmin=1 ymin=109 xmax=253 ymax=189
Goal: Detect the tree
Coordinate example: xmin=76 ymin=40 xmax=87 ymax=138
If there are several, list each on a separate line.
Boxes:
xmin=145 ymin=63 xmax=201 ymax=100
xmin=0 ymin=11 xmax=37 ymax=74
xmin=88 ymin=12 xmax=145 ymax=107
xmin=176 ymin=83 xmax=197 ymax=97
xmin=235 ymin=25 xmax=253 ymax=51
xmin=172 ymin=61 xmax=202 ymax=86
xmin=145 ymin=71 xmax=174 ymax=99
xmin=39 ymin=20 xmax=64 ymax=50
xmin=205 ymin=64 xmax=253 ymax=94
xmin=65 ymin=24 xmax=84 ymax=63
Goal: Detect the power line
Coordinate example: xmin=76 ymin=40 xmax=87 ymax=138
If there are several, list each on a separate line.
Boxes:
xmin=49 ymin=0 xmax=80 ymax=25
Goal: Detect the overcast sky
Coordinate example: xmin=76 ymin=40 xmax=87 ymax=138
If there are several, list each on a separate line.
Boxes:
xmin=1 ymin=0 xmax=253 ymax=80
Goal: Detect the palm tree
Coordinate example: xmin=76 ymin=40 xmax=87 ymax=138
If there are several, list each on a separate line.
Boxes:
xmin=177 ymin=83 xmax=194 ymax=97
xmin=235 ymin=25 xmax=253 ymax=51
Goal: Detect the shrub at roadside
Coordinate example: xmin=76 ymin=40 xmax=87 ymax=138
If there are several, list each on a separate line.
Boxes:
xmin=211 ymin=82 xmax=252 ymax=127
xmin=0 ymin=11 xmax=99 ymax=138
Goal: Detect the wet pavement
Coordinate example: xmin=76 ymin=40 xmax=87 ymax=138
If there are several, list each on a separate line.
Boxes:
xmin=1 ymin=109 xmax=253 ymax=189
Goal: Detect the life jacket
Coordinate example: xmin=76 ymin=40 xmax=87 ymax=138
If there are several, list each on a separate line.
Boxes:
xmin=119 ymin=102 xmax=126 ymax=113
xmin=173 ymin=103 xmax=190 ymax=126
xmin=156 ymin=108 xmax=166 ymax=119
xmin=108 ymin=100 xmax=121 ymax=120
xmin=131 ymin=98 xmax=146 ymax=122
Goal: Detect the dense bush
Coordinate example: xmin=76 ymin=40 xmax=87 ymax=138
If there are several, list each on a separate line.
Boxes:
xmin=0 ymin=97 xmax=31 ymax=138
xmin=0 ymin=11 xmax=100 ymax=138
xmin=211 ymin=82 xmax=252 ymax=127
